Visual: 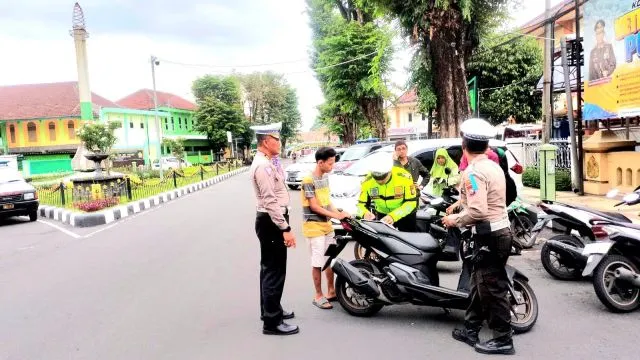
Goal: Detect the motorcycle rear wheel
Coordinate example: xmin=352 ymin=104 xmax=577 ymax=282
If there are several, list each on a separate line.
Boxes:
xmin=335 ymin=260 xmax=384 ymax=317
xmin=593 ymin=255 xmax=640 ymax=313
xmin=510 ymin=277 xmax=539 ymax=334
xmin=540 ymin=234 xmax=584 ymax=281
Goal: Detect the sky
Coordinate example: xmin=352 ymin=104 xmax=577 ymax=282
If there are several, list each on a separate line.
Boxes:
xmin=0 ymin=0 xmax=566 ymax=131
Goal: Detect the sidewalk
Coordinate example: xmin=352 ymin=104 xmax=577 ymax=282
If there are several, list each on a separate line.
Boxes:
xmin=520 ymin=187 xmax=640 ymax=223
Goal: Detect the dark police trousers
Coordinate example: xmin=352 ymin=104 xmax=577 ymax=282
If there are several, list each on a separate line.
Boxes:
xmin=464 ymin=227 xmax=513 ymax=338
xmin=255 ymin=212 xmax=289 ymax=328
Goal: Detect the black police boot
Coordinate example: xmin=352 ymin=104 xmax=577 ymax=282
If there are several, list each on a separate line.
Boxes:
xmin=474 ymin=335 xmax=515 ymax=355
xmin=452 ymin=328 xmax=480 ymax=347
xmin=262 ymin=322 xmax=300 ymax=336
xmin=261 ymin=310 xmax=294 ymax=321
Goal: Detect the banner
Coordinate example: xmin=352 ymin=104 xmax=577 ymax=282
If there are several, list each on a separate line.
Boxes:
xmin=583 ymin=0 xmax=640 ymax=120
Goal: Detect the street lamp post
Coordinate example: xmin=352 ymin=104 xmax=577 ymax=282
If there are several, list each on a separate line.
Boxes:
xmin=150 ymin=55 xmax=163 ymax=179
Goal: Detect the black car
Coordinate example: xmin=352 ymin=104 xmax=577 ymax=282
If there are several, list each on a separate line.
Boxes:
xmin=0 ymin=162 xmax=39 ymax=222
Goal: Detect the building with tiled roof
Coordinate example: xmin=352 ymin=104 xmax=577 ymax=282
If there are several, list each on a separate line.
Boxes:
xmin=115 ymin=89 xmax=207 ymax=160
xmin=117 ymin=89 xmax=196 ymax=111
xmin=385 ymin=89 xmax=439 ymax=140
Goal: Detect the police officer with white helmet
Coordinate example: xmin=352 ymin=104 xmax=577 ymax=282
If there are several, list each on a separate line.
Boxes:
xmin=442 ymin=118 xmax=515 ymax=355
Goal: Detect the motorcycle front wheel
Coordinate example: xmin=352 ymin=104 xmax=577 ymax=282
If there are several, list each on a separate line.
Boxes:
xmin=511 ymin=214 xmax=536 ymax=249
xmin=510 ymin=277 xmax=539 ymax=334
xmin=593 ymin=255 xmax=640 ymax=313
xmin=335 ymin=260 xmax=384 ymax=317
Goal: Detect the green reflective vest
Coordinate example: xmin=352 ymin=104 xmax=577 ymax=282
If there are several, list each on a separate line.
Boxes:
xmin=357 ymin=167 xmax=418 ymax=222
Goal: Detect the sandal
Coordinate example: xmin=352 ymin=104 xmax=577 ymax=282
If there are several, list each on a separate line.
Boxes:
xmin=312 ymin=297 xmax=333 ymax=309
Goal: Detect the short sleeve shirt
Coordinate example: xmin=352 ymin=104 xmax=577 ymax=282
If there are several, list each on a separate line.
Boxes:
xmin=301 ymin=173 xmax=333 ymax=237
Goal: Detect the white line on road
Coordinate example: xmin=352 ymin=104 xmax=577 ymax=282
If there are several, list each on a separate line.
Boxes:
xmin=37 ymin=219 xmax=82 ymax=239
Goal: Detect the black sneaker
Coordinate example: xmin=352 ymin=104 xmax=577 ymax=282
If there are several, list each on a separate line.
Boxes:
xmin=452 ymin=328 xmax=480 ymax=347
xmin=474 ymin=335 xmax=515 ymax=355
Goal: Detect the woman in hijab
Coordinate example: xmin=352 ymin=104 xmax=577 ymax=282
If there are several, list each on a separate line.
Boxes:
xmin=428 ymin=148 xmax=460 ymax=196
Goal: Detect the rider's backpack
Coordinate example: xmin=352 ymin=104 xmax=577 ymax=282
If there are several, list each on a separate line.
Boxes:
xmin=495 ymin=147 xmax=517 ymax=206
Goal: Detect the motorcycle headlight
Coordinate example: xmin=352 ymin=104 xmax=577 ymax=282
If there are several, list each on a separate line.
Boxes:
xmin=23 ymin=192 xmax=35 ymax=200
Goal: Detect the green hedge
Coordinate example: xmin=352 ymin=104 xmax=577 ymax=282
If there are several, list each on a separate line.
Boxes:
xmin=522 ymin=167 xmax=572 ymax=191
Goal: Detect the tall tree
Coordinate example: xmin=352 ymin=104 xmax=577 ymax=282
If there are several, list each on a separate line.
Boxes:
xmin=192 ymin=75 xmax=251 ymax=153
xmin=467 ymin=33 xmax=543 ymax=124
xmin=307 ymin=0 xmax=393 ymax=141
xmin=372 ymin=0 xmax=512 ymax=137
xmin=235 ymin=72 xmax=302 ymax=153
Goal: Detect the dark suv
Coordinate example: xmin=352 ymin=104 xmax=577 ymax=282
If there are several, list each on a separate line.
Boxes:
xmin=0 ymin=162 xmax=39 ymax=222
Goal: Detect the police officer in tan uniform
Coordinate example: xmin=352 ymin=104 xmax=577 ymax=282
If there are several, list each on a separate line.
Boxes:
xmin=250 ymin=122 xmax=299 ymax=336
xmin=442 ymin=118 xmax=515 ymax=355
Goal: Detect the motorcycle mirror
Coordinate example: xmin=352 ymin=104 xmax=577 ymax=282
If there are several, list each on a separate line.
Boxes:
xmin=606 ymin=189 xmax=619 ymax=198
xmin=623 ymin=193 xmax=640 ymax=203
xmin=445 ymin=168 xmax=451 ymax=175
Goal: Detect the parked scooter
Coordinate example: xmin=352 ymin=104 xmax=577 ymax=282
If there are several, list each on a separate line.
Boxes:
xmin=579 ymin=188 xmax=640 ymax=312
xmin=324 ymin=217 xmax=539 ymax=333
xmin=508 ymin=197 xmax=537 ymax=249
xmin=533 ymin=200 xmax=632 ymax=280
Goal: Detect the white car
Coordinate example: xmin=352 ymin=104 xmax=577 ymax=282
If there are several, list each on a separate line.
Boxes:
xmin=152 ymin=156 xmax=192 ymax=171
xmin=329 ymin=138 xmax=524 ymax=216
xmin=284 ymin=153 xmax=317 ymax=189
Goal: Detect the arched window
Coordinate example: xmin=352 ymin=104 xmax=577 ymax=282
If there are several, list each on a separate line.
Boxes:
xmin=49 ymin=122 xmax=56 ymax=141
xmin=68 ymin=121 xmax=76 ymax=139
xmin=9 ymin=124 xmax=16 ymax=143
xmin=27 ymin=122 xmax=37 ymax=142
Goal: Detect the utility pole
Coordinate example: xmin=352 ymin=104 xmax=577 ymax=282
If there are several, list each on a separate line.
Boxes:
xmin=561 ymin=36 xmax=580 ymax=191
xmin=575 ymin=0 xmax=585 ymax=195
xmin=542 ymin=0 xmax=553 ymax=143
xmin=150 ymin=55 xmax=163 ymax=179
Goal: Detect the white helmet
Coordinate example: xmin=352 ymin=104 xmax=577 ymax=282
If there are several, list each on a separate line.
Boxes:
xmin=460 ymin=118 xmax=496 ymax=141
xmin=370 ymin=155 xmax=393 ymax=180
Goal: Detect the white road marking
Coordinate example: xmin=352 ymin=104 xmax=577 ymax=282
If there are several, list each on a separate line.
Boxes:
xmin=37 ymin=219 xmax=82 ymax=239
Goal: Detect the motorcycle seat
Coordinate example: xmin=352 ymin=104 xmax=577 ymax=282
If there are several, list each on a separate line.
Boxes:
xmin=601 ymin=211 xmax=632 ymax=223
xmin=366 ymin=222 xmax=440 ymax=252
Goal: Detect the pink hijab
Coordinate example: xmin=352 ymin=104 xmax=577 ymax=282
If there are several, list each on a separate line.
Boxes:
xmin=459 ymin=148 xmax=499 ymax=171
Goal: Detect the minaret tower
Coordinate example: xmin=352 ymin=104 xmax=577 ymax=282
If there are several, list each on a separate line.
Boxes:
xmin=71 ymin=2 xmax=93 ymax=120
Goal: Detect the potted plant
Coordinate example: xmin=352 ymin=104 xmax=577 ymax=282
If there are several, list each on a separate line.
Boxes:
xmin=76 ymin=121 xmax=121 ymax=176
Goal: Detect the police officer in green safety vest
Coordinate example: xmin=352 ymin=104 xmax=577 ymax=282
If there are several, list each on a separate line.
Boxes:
xmin=356 ymin=157 xmax=418 ymax=232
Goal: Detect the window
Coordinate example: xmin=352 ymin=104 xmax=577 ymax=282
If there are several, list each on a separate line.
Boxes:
xmin=422 ymin=113 xmax=426 ymax=121
xmin=171 ymin=117 xmax=175 ymax=131
xmin=27 ymin=122 xmax=37 ymax=142
xmin=408 ymin=113 xmax=413 ymax=123
xmin=140 ymin=121 xmax=144 ymax=129
xmin=9 ymin=124 xmax=16 ymax=143
xmin=178 ymin=118 xmax=182 ymax=129
xmin=129 ymin=121 xmax=134 ymax=129
xmin=49 ymin=122 xmax=56 ymax=141
xmin=68 ymin=121 xmax=75 ymax=139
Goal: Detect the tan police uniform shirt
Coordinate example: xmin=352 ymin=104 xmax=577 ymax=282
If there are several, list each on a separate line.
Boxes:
xmin=450 ymin=154 xmax=507 ymax=227
xmin=250 ymin=151 xmax=290 ymax=230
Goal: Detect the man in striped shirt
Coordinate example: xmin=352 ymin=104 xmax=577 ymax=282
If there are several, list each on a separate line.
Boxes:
xmin=301 ymin=147 xmax=350 ymax=310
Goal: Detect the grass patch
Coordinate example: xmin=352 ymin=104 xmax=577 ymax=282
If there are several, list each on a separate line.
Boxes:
xmin=36 ymin=162 xmax=243 ymax=212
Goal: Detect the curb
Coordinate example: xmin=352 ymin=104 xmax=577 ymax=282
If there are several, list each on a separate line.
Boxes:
xmin=38 ymin=167 xmax=249 ymax=228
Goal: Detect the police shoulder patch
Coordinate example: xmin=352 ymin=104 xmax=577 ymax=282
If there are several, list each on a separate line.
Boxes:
xmin=465 ymin=172 xmax=480 ymax=196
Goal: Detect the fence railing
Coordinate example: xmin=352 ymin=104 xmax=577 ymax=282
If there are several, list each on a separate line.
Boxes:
xmin=36 ymin=160 xmax=244 ymax=211
xmin=519 ymin=139 xmax=572 ymax=169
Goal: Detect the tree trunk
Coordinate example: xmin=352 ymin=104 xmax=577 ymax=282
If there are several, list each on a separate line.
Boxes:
xmin=429 ymin=7 xmax=471 ymax=138
xmin=338 ymin=114 xmax=356 ymax=146
xmin=360 ymin=97 xmax=386 ymax=139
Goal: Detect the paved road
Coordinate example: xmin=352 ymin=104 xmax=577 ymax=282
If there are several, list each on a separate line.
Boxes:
xmin=0 ymin=173 xmax=639 ymax=359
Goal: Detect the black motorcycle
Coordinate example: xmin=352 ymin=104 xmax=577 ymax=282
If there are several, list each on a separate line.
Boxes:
xmin=325 ymin=217 xmax=539 ymax=333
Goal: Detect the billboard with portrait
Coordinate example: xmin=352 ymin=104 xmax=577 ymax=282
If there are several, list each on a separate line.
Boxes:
xmin=583 ymin=0 xmax=640 ymax=120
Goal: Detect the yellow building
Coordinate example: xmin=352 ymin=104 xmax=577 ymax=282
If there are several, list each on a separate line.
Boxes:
xmin=386 ymin=89 xmax=438 ymax=140
xmin=0 ymin=82 xmax=121 ymax=174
